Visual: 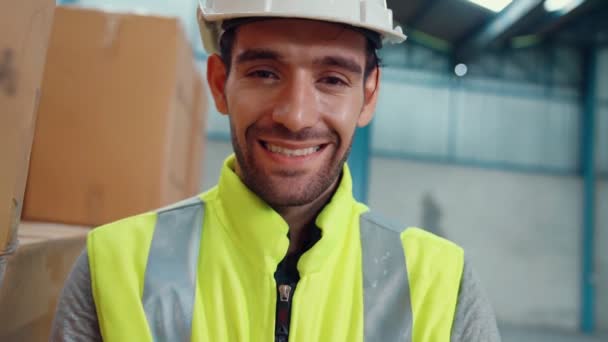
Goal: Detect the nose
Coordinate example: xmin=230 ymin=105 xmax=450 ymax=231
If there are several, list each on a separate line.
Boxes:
xmin=271 ymin=74 xmax=320 ymax=132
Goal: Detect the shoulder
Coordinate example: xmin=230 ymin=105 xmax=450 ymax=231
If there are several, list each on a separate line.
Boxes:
xmin=87 ymin=210 xmax=158 ymax=260
xmin=51 ymin=248 xmax=103 ymax=341
xmin=89 ymin=194 xmax=209 ymax=244
xmin=451 ymin=259 xmax=501 ymax=341
xmin=402 ymin=227 xmax=464 ymax=261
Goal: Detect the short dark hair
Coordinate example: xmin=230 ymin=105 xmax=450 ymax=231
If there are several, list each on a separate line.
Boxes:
xmin=218 ymin=21 xmax=381 ymax=80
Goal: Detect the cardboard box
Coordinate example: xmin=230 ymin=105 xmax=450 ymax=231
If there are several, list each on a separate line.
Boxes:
xmin=0 ymin=222 xmax=88 ymax=341
xmin=0 ymin=0 xmax=55 ymax=282
xmin=23 ymin=7 xmax=207 ymax=227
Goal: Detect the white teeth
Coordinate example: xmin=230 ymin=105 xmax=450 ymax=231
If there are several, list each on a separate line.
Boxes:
xmin=265 ymin=143 xmax=320 ymax=157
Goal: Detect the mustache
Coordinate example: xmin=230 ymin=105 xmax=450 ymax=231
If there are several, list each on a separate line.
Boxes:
xmin=247 ymin=124 xmax=339 ymax=143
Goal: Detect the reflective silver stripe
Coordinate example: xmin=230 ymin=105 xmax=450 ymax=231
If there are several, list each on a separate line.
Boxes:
xmin=141 ymin=200 xmax=412 ymax=341
xmin=360 ymin=211 xmax=412 ymax=342
xmin=142 ymin=197 xmax=205 ymax=342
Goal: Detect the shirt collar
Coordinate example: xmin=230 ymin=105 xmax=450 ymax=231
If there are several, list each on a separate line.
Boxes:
xmin=215 ymin=155 xmax=362 ymax=275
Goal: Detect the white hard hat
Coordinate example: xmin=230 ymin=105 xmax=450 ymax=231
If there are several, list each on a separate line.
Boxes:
xmin=197 ymin=0 xmax=406 ymax=54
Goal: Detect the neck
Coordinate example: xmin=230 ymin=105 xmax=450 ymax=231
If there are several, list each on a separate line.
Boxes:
xmin=276 ymin=178 xmax=339 ymax=255
xmin=234 ymin=160 xmax=342 ymax=256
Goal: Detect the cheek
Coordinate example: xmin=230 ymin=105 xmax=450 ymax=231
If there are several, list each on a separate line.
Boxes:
xmin=320 ymin=95 xmax=364 ymax=141
xmin=226 ymin=88 xmax=267 ymax=137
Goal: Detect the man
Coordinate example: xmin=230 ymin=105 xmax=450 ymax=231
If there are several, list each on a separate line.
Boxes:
xmin=52 ymin=0 xmax=500 ymax=341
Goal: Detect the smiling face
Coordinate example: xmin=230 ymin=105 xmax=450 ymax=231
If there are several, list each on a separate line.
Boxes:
xmin=207 ymin=19 xmax=380 ymax=208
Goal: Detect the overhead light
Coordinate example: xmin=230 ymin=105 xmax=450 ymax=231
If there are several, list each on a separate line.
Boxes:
xmin=454 ymin=63 xmax=468 ymax=77
xmin=466 ymin=0 xmax=513 ymax=12
xmin=543 ymin=0 xmax=584 ymax=13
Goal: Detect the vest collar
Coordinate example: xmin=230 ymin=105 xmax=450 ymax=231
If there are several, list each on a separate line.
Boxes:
xmin=215 ymin=155 xmax=360 ymax=275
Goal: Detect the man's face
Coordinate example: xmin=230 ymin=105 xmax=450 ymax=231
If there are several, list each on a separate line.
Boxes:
xmin=207 ymin=19 xmax=379 ymax=207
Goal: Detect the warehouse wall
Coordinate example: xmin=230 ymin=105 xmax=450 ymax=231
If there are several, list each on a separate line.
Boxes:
xmin=370 ymin=44 xmax=608 ymax=331
xmin=368 ymin=47 xmax=585 ymax=329
xmin=374 ymin=48 xmax=581 ymax=172
xmin=367 ymin=157 xmax=581 ymax=329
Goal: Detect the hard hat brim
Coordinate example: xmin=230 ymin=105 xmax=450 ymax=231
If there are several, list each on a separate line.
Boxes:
xmin=197 ymin=6 xmax=406 ymax=54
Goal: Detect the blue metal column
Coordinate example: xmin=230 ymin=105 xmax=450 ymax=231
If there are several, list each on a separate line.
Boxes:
xmin=348 ymin=123 xmax=371 ymax=204
xmin=580 ymin=46 xmax=598 ymax=334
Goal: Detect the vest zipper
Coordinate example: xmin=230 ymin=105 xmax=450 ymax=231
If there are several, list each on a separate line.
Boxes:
xmin=275 ymin=284 xmax=293 ymax=342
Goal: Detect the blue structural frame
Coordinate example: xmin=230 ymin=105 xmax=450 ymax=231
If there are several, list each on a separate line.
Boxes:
xmin=580 ymin=46 xmax=598 ymax=334
xmin=348 ymin=124 xmax=371 ymax=204
xmin=372 ymin=149 xmax=577 ymax=177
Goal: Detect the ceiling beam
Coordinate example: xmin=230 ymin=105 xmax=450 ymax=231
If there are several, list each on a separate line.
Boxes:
xmin=406 ymin=0 xmax=442 ymax=28
xmin=515 ymin=0 xmax=600 ymax=44
xmin=393 ymin=0 xmax=451 ymax=55
xmin=454 ymin=0 xmax=544 ymax=63
xmin=407 ymin=29 xmax=452 ymax=54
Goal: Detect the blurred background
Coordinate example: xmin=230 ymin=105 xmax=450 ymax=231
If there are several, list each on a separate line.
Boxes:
xmin=1 ymin=0 xmax=607 ymax=340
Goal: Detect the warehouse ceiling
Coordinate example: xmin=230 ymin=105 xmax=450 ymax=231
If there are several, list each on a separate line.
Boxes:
xmin=387 ymin=0 xmax=608 ymax=61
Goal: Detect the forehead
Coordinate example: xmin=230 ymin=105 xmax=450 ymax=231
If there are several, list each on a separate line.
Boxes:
xmin=232 ymin=19 xmax=368 ymax=62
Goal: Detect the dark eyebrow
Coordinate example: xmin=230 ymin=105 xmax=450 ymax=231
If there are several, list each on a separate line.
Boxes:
xmin=313 ymin=56 xmax=363 ymax=75
xmin=235 ymin=48 xmax=284 ymax=64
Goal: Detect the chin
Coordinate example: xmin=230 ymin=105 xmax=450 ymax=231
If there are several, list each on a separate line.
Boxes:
xmin=264 ymin=175 xmax=337 ymax=208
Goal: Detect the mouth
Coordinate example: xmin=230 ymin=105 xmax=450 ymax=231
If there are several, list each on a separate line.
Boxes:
xmin=259 ymin=141 xmax=326 ymax=158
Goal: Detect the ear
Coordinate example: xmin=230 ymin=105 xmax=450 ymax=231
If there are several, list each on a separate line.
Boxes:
xmin=206 ymin=54 xmax=229 ymax=115
xmin=357 ymin=66 xmax=380 ymax=127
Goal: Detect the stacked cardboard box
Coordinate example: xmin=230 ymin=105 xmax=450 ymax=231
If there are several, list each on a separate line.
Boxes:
xmin=23 ymin=6 xmax=208 ymax=227
xmin=0 ymin=0 xmax=56 ymax=283
xmin=0 ymin=223 xmax=88 ymax=341
xmin=0 ymin=5 xmax=207 ymax=341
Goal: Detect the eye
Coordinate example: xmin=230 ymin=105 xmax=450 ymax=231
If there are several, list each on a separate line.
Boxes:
xmin=247 ymin=70 xmax=279 ymax=80
xmin=319 ymin=76 xmax=348 ymax=87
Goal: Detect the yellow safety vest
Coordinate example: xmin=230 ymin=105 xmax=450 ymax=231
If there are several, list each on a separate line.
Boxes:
xmin=88 ymin=156 xmax=464 ymax=341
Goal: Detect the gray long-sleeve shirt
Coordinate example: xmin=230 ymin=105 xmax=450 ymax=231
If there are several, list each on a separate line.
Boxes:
xmin=50 ymin=249 xmax=500 ymax=341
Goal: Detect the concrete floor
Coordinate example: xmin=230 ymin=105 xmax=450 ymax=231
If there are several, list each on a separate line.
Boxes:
xmin=500 ymin=325 xmax=607 ymax=342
